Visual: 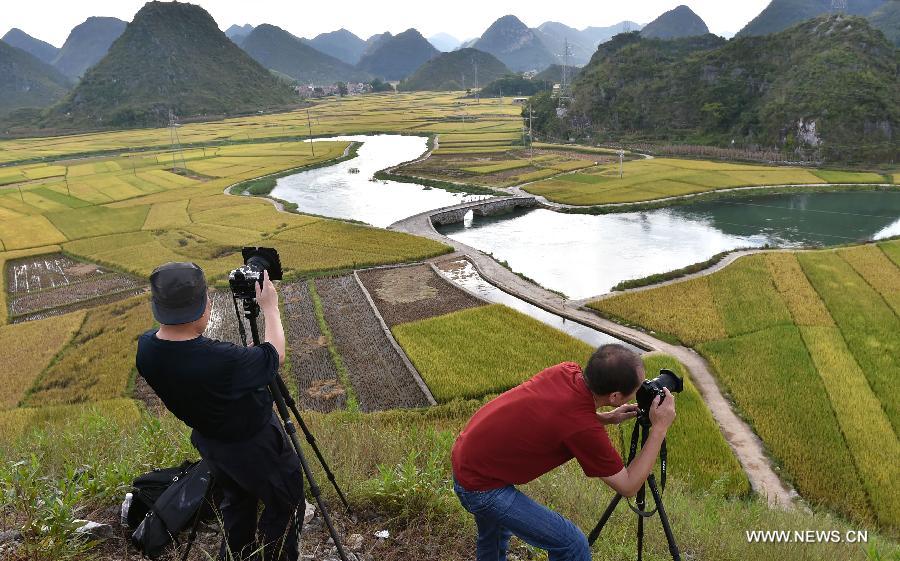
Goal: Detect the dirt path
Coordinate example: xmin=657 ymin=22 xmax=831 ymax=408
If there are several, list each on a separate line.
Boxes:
xmin=390 ymin=201 xmax=797 ymax=509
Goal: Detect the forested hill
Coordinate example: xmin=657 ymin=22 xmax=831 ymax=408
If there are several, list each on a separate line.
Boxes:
xmin=398 ymin=48 xmax=510 ymax=91
xmin=737 ymin=0 xmax=886 ymax=37
xmin=241 ymin=24 xmax=371 ymax=85
xmin=0 ymin=41 xmax=72 ymax=115
xmin=43 ymin=1 xmax=297 ymax=129
xmin=554 ymin=15 xmax=898 ymax=162
xmin=356 ymin=29 xmax=439 ymax=81
xmin=640 ymin=5 xmax=710 ymax=39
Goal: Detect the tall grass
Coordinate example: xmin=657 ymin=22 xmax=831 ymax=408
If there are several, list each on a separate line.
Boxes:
xmin=2 ymin=401 xmax=897 ymax=560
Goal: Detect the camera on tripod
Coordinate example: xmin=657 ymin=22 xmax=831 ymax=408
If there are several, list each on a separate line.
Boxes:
xmin=228 ymin=247 xmax=283 ymax=300
xmin=636 ymin=368 xmax=683 ymax=420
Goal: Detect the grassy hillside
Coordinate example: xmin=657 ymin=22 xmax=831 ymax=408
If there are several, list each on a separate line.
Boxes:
xmin=398 ymin=48 xmax=510 ymax=91
xmin=0 ymin=41 xmax=72 ymax=115
xmin=590 ymin=245 xmax=900 ymax=532
xmin=43 ymin=2 xmax=297 ymax=128
xmin=241 ymin=24 xmax=371 ymax=85
xmin=559 ymin=16 xmax=899 ymax=162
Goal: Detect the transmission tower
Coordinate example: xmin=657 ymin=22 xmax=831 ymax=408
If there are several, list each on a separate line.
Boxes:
xmin=831 ymin=0 xmax=848 ymax=12
xmin=168 ymin=109 xmax=187 ymax=174
xmin=556 ymin=38 xmax=573 ymax=112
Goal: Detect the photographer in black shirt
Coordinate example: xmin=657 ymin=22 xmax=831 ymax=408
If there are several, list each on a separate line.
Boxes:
xmin=136 ymin=262 xmax=303 ymax=561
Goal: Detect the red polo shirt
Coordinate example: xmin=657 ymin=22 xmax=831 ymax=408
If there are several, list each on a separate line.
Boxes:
xmin=451 ymin=362 xmax=624 ymax=491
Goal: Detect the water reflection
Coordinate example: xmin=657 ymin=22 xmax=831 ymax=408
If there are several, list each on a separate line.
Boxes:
xmin=436 ymin=259 xmax=642 ymax=352
xmin=439 ymin=191 xmax=900 ymax=299
xmin=270 ymin=135 xmax=472 ymax=227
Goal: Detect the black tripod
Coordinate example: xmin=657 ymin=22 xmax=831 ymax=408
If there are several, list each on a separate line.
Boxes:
xmin=587 ymin=415 xmax=680 ymax=561
xmin=181 ymin=296 xmax=352 ymax=561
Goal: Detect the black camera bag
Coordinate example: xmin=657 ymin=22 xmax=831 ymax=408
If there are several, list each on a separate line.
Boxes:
xmin=130 ymin=460 xmax=215 ymax=558
xmin=126 ymin=460 xmax=199 ymax=529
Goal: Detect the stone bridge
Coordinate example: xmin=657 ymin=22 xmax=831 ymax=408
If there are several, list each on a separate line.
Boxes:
xmin=429 ymin=196 xmax=539 ymax=226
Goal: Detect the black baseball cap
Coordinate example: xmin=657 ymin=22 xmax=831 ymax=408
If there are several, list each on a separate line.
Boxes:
xmin=149 ymin=262 xmax=208 ymax=325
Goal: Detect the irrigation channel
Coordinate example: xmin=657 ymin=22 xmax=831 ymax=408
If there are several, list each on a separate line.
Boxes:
xmin=269 ymin=134 xmax=900 ymax=508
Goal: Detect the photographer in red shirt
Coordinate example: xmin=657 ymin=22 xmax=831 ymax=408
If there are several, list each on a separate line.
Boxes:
xmin=451 ymin=344 xmax=676 ymax=561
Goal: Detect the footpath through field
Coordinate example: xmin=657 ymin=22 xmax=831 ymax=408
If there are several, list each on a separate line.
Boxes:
xmin=390 ymin=197 xmax=797 ymax=509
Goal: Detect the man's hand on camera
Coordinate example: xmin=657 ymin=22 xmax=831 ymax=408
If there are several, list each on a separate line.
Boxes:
xmin=255 ymin=270 xmax=278 ymax=313
xmin=597 ymin=404 xmax=640 ymax=425
xmin=649 ymin=388 xmax=676 ymax=431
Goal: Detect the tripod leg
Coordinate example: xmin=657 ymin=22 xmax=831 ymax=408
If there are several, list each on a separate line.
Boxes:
xmin=587 ymin=493 xmax=622 ymax=545
xmin=636 ymin=484 xmax=646 ymax=561
xmin=181 ymin=475 xmax=215 ymax=561
xmin=270 ymin=381 xmax=351 ymax=561
xmin=647 ymin=475 xmax=681 ymax=561
xmin=275 ymin=375 xmax=352 ymax=513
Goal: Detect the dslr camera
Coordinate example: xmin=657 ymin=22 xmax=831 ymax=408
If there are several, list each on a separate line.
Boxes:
xmin=636 ymin=369 xmax=683 ymax=420
xmin=228 ymin=247 xmax=283 ymax=300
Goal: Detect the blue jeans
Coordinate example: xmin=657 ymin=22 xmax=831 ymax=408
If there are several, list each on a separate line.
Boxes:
xmin=453 ymin=477 xmax=590 ymax=561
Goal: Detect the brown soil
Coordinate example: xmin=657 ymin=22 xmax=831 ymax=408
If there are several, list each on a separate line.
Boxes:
xmin=314 ymin=276 xmax=430 ymax=411
xmin=281 ymin=281 xmax=347 ymax=412
xmin=12 ymin=288 xmax=149 ymax=323
xmin=10 ymin=276 xmax=146 ymax=317
xmin=357 ymin=265 xmax=484 ymax=327
xmin=5 ymin=254 xmax=106 ymax=294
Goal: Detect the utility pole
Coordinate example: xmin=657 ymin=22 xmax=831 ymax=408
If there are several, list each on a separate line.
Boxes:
xmin=473 ymin=56 xmax=479 ymax=104
xmin=168 ymin=109 xmax=186 ymax=174
xmin=306 ymin=109 xmax=315 ymax=157
xmin=529 ymin=104 xmax=534 ymax=161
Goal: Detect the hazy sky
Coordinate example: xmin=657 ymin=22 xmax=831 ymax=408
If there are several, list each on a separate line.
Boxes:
xmin=2 ymin=0 xmax=771 ymax=47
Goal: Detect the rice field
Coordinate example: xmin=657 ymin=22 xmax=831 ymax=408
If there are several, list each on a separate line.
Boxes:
xmin=23 ymin=295 xmax=152 ymax=407
xmin=0 ymin=140 xmax=450 ymax=295
xmin=0 ymin=93 xmax=523 ymax=165
xmin=590 ymin=243 xmax=900 ymax=530
xmin=524 ymin=158 xmax=895 ymax=206
xmin=0 ymin=313 xmax=84 ymax=410
xmin=392 ymin=303 xmax=749 ymax=497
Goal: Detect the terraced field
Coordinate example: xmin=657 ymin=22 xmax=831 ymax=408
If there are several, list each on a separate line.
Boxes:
xmin=5 ymin=253 xmax=146 ymax=322
xmin=314 ymin=275 xmax=431 ymax=411
xmin=590 ymin=242 xmax=900 ymax=530
xmin=524 ymin=158 xmax=895 ymax=205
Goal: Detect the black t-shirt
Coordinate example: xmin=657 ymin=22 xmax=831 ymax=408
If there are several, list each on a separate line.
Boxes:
xmin=135 ymin=329 xmax=280 ymax=441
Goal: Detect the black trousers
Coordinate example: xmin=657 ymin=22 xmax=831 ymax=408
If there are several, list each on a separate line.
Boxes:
xmin=192 ymin=414 xmax=304 ymax=561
